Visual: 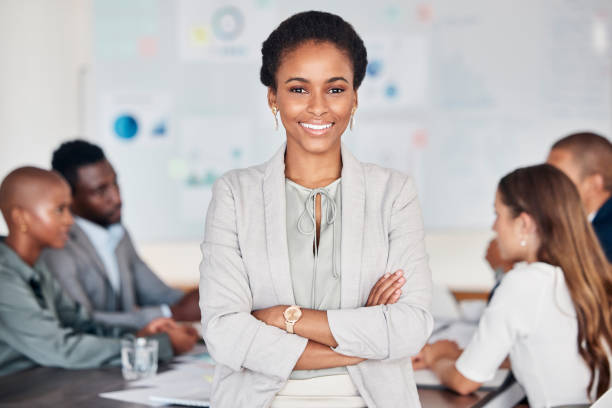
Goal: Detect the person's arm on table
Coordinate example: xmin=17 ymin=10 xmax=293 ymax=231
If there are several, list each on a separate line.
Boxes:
xmin=128 ymin=233 xmax=201 ymax=322
xmin=170 ymin=288 xmax=200 ymax=321
xmin=413 ymin=340 xmax=482 ymax=395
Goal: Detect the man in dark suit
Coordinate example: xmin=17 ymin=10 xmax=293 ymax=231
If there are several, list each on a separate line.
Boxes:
xmin=546 ymin=132 xmax=612 ymax=262
xmin=41 ymin=140 xmax=200 ymax=329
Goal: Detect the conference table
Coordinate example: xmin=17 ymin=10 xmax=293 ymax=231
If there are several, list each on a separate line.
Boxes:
xmin=0 ymin=364 xmax=489 ymax=408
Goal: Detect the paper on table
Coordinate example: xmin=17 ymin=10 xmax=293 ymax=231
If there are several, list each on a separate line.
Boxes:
xmin=99 ymin=359 xmax=214 ymax=406
xmin=415 ymin=368 xmax=510 ymax=390
xmin=99 ymin=387 xmax=167 ymax=406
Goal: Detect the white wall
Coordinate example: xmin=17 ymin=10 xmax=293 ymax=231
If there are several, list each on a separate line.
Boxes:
xmin=0 ymin=0 xmax=93 ymax=234
xmin=138 ymin=229 xmax=496 ymax=292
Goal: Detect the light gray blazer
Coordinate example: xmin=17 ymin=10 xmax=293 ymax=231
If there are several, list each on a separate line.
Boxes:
xmin=41 ymin=224 xmax=184 ymax=329
xmin=199 ymin=144 xmax=433 ymax=408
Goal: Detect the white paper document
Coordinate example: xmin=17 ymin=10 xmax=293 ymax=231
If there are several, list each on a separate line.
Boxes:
xmin=99 ymin=356 xmax=214 ymax=407
xmin=415 ymin=368 xmax=510 ymax=391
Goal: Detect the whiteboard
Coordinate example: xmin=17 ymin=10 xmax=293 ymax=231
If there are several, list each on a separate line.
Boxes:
xmin=92 ymin=0 xmax=611 ymax=242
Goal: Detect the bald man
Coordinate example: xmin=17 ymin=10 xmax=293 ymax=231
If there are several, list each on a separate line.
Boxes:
xmin=547 ymin=133 xmax=612 ymax=262
xmin=0 ymin=167 xmax=196 ymax=376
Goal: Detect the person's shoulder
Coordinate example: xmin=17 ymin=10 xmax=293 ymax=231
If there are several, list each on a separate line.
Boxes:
xmin=215 ymin=162 xmax=267 ymax=190
xmin=497 ymin=262 xmax=558 ymax=296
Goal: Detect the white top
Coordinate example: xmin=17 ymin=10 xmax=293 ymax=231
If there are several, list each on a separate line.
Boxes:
xmin=456 ymin=262 xmax=592 ymax=408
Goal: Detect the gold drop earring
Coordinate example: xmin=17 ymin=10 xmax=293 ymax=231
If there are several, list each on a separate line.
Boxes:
xmin=349 ymin=107 xmax=356 ymax=131
xmin=272 ymin=107 xmax=279 ymax=131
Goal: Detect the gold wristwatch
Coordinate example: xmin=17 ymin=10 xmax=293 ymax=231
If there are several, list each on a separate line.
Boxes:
xmin=283 ymin=305 xmax=302 ymax=334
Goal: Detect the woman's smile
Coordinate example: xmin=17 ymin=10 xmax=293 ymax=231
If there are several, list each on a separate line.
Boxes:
xmin=299 ymin=121 xmax=335 ymax=136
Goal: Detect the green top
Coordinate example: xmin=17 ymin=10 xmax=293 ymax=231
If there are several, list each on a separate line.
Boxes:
xmin=0 ymin=239 xmax=173 ymax=376
xmin=285 ymin=178 xmax=346 ymax=380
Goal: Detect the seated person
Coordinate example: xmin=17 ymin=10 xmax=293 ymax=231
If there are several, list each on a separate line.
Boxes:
xmin=414 ymin=164 xmax=612 ymax=407
xmin=41 ymin=140 xmax=199 ymax=329
xmin=0 ymin=167 xmax=197 ymax=375
xmin=547 ymin=132 xmax=612 ymax=262
xmin=485 ymin=132 xmax=612 ymax=296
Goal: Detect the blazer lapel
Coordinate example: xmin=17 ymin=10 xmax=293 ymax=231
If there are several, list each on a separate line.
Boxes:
xmin=340 ymin=144 xmax=365 ymax=308
xmin=263 ymin=144 xmax=296 ymax=306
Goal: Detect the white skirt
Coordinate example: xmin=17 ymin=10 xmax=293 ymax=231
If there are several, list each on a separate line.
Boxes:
xmin=271 ymin=374 xmax=367 ymax=408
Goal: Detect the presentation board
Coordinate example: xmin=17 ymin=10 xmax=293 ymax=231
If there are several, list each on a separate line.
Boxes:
xmin=92 ymin=0 xmax=611 ymax=242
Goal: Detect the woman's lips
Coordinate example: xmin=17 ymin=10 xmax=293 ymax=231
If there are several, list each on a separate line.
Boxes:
xmin=299 ymin=122 xmax=334 ymax=136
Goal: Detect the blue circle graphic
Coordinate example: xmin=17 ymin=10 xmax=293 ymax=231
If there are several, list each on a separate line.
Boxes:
xmin=367 ymin=60 xmax=383 ymax=77
xmin=114 ymin=115 xmax=138 ymax=140
xmin=385 ymin=84 xmax=398 ymax=98
xmin=212 ymin=6 xmax=244 ymax=41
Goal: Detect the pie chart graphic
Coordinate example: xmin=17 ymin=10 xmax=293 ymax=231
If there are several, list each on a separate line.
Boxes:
xmin=212 ymin=6 xmax=244 ymax=41
xmin=114 ymin=114 xmax=139 ymax=140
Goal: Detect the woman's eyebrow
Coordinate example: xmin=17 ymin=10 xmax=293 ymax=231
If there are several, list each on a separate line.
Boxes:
xmin=284 ymin=76 xmax=349 ymax=84
xmin=327 ymin=76 xmax=349 ymax=84
xmin=285 ymin=77 xmax=309 ymax=84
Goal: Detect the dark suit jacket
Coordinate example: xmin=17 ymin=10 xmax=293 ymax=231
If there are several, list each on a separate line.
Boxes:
xmin=41 ymin=224 xmax=184 ymax=329
xmin=593 ymin=196 xmax=612 ymax=262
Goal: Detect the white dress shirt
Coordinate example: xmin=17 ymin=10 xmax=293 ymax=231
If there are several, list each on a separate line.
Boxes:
xmin=456 ymin=262 xmax=593 ymax=407
xmin=75 ymin=217 xmax=124 ymax=293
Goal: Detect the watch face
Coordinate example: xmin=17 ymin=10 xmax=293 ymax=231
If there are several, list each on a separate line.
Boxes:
xmin=284 ymin=306 xmax=302 ymax=322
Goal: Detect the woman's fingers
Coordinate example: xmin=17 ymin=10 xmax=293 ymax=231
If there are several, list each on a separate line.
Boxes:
xmin=378 ymin=275 xmax=406 ymax=305
xmin=366 ymin=272 xmax=390 ymax=306
xmin=369 ymin=270 xmax=404 ymax=305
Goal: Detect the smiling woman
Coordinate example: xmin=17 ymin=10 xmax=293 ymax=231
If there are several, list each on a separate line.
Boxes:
xmin=199 ymin=11 xmax=433 ymax=408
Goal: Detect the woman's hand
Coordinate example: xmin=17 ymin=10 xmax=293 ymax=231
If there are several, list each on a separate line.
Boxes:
xmin=411 ymin=340 xmax=462 ymax=370
xmin=366 ymin=270 xmax=405 ymax=306
xmin=252 ymin=305 xmax=285 ymax=329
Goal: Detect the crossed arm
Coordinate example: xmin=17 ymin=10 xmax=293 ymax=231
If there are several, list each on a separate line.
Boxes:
xmin=251 ymin=270 xmax=407 ymax=370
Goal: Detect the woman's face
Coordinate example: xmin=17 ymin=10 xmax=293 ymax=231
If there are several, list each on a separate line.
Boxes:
xmin=492 ymin=190 xmax=525 ymax=262
xmin=25 ymin=180 xmax=74 ymax=249
xmin=269 ymin=40 xmax=357 ymax=155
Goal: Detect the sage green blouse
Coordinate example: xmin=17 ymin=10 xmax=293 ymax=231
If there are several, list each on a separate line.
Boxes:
xmin=285 ymin=178 xmax=347 ymax=380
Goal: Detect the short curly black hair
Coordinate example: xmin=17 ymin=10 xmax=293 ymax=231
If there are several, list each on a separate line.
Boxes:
xmin=51 ymin=139 xmax=106 ymax=192
xmin=260 ymin=11 xmax=368 ymax=90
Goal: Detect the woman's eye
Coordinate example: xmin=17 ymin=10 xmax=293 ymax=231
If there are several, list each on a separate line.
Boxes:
xmin=329 ymin=88 xmax=344 ymax=94
xmin=290 ymin=87 xmax=307 ymax=94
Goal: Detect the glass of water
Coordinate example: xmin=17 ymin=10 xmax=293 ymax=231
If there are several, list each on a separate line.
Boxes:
xmin=121 ymin=337 xmax=158 ymax=380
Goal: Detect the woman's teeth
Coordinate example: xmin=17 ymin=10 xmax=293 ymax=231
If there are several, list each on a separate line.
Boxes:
xmin=300 ymin=123 xmax=333 ymax=130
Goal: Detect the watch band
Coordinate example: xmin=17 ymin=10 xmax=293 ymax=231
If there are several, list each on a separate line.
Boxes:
xmin=286 ymin=321 xmax=296 ymax=334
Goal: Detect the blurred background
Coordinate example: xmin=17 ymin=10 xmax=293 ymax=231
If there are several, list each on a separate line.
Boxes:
xmin=0 ymin=0 xmax=610 ymax=292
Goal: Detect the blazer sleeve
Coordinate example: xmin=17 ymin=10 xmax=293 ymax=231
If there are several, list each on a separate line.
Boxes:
xmin=327 ymin=176 xmax=434 ymax=360
xmin=43 ymin=249 xmax=169 ymax=330
xmin=127 ymin=234 xmax=184 ymax=308
xmin=199 ymin=177 xmax=308 ymax=380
